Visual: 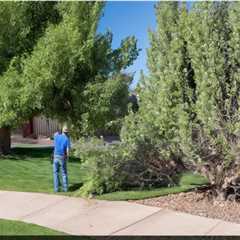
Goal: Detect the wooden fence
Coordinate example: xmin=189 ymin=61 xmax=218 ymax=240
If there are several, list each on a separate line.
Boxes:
xmin=33 ymin=116 xmax=60 ymax=137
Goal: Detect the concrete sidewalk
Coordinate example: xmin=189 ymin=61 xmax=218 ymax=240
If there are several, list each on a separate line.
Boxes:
xmin=0 ymin=190 xmax=240 ymax=235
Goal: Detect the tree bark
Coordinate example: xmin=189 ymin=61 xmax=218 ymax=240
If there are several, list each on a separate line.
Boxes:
xmin=0 ymin=127 xmax=11 ymax=154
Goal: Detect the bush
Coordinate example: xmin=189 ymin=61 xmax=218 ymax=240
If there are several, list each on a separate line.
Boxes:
xmin=73 ymin=137 xmax=126 ymax=196
xmin=120 ymin=113 xmax=185 ymax=190
xmin=73 ymin=133 xmax=185 ymax=196
xmin=121 ymin=138 xmax=185 ymax=189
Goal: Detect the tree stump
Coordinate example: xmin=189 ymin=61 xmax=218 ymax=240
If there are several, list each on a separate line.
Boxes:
xmin=0 ymin=127 xmax=11 ymax=155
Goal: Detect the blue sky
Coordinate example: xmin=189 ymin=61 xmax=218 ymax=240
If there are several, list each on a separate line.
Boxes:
xmin=98 ymin=1 xmax=156 ymax=89
xmin=98 ymin=1 xmax=193 ymax=89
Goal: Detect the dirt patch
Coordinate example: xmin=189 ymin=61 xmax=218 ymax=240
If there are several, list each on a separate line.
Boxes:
xmin=134 ymin=191 xmax=240 ymax=224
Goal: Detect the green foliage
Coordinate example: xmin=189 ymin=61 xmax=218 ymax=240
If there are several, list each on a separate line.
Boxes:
xmin=121 ymin=113 xmax=185 ymax=189
xmin=20 ymin=2 xmax=105 ymax=123
xmin=0 ymin=2 xmax=60 ymax=73
xmin=119 ymin=3 xmax=189 ymax=191
xmin=180 ymin=2 xmax=240 ymax=195
xmin=125 ymin=2 xmax=240 ymax=197
xmin=0 ymin=64 xmax=22 ymax=127
xmin=0 ymin=2 xmax=139 ymax=137
xmin=19 ymin=2 xmax=139 ymax=134
xmin=0 ymin=2 xmax=60 ymax=128
xmin=74 ymin=113 xmax=186 ymax=197
xmin=80 ymin=74 xmax=131 ymax=136
xmin=73 ymin=137 xmax=126 ymax=195
xmin=73 ymin=134 xmax=184 ymax=196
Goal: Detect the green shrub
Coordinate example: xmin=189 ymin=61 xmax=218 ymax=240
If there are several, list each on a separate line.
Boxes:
xmin=73 ymin=137 xmax=126 ymax=196
xmin=73 ymin=134 xmax=185 ymax=196
xmin=120 ymin=113 xmax=185 ymax=189
xmin=121 ymin=138 xmax=185 ymax=189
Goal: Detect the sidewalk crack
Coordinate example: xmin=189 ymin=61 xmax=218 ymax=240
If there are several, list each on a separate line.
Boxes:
xmin=19 ymin=198 xmax=67 ymax=220
xmin=204 ymin=220 xmax=222 ymax=235
xmin=108 ymin=208 xmax=166 ymax=237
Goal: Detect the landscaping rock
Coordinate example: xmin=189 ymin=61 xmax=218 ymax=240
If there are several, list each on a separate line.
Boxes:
xmin=134 ymin=191 xmax=240 ymax=224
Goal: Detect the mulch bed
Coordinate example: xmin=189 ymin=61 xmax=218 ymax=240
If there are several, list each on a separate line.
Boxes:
xmin=134 ymin=191 xmax=240 ymax=224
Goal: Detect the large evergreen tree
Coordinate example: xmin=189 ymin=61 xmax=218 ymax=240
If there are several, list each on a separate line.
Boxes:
xmin=122 ymin=2 xmax=240 ymax=197
xmin=122 ymin=2 xmax=193 ymax=159
xmin=180 ymin=2 xmax=240 ymax=198
xmin=121 ymin=2 xmax=191 ymax=187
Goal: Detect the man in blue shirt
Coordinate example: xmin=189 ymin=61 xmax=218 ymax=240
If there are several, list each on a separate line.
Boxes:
xmin=53 ymin=126 xmax=71 ymax=192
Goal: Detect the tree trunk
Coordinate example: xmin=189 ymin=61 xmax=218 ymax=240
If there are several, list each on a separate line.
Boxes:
xmin=0 ymin=127 xmax=11 ymax=154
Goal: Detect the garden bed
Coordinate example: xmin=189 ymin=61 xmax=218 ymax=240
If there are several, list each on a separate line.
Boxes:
xmin=135 ymin=191 xmax=240 ymax=224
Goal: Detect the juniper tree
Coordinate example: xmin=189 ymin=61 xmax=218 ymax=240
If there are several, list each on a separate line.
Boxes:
xmin=121 ymin=2 xmax=240 ymax=195
xmin=178 ymin=2 xmax=240 ymax=198
xmin=123 ymin=2 xmax=194 ymax=152
xmin=121 ymin=2 xmax=192 ymax=187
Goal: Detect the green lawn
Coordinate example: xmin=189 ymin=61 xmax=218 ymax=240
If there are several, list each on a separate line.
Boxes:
xmin=0 ymin=219 xmax=65 ymax=235
xmin=0 ymin=146 xmax=208 ymax=201
xmin=0 ymin=146 xmax=84 ymax=194
xmin=96 ymin=172 xmax=209 ymax=201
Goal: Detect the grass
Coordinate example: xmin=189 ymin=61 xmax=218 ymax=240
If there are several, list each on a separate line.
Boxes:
xmin=0 ymin=219 xmax=65 ymax=235
xmin=0 ymin=145 xmax=208 ymax=201
xmin=0 ymin=146 xmax=84 ymax=194
xmin=96 ymin=172 xmax=209 ymax=201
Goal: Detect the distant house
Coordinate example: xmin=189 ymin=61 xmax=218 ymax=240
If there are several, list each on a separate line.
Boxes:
xmin=20 ymin=115 xmax=60 ymax=138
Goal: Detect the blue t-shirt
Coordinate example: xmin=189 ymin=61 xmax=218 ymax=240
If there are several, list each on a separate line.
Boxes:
xmin=54 ymin=132 xmax=71 ymax=156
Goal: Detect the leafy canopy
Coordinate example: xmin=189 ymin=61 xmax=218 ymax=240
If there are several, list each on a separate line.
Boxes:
xmin=0 ymin=2 xmax=139 ymax=134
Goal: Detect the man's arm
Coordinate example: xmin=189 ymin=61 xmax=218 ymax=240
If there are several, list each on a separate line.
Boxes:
xmin=65 ymin=137 xmax=71 ymax=159
xmin=67 ymin=137 xmax=71 ymax=155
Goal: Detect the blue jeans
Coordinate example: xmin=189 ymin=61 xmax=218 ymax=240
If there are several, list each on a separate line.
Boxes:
xmin=53 ymin=155 xmax=68 ymax=192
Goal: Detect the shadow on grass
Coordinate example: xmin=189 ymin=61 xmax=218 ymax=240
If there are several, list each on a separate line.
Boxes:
xmin=68 ymin=155 xmax=80 ymax=162
xmin=3 ymin=147 xmax=54 ymax=161
xmin=68 ymin=183 xmax=83 ymax=192
xmin=2 ymin=146 xmax=80 ymax=163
